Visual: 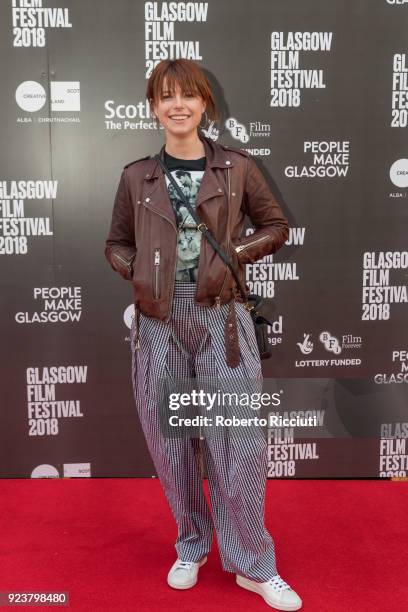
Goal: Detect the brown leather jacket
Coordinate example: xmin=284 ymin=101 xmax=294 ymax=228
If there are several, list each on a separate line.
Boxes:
xmin=105 ymin=133 xmax=289 ymax=366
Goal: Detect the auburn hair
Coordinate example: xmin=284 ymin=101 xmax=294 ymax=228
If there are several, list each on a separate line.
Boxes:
xmin=146 ymin=59 xmax=219 ymax=122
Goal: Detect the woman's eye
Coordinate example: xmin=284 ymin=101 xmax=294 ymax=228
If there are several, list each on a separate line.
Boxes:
xmin=162 ymin=92 xmax=194 ymax=99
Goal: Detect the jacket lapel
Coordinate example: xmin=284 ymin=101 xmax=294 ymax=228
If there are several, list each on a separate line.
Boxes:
xmin=197 ymin=134 xmax=235 ymax=209
xmin=140 ymin=134 xmax=234 ymax=225
xmin=141 ymin=157 xmax=177 ymax=229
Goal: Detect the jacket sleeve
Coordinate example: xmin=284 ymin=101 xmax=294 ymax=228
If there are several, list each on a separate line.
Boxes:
xmin=104 ymin=168 xmax=137 ymax=281
xmin=233 ymin=156 xmax=289 ymax=264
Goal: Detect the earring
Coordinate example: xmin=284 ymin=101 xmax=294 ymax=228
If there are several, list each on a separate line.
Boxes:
xmin=199 ymin=111 xmax=209 ymax=129
xmin=152 ymin=114 xmax=158 ymax=129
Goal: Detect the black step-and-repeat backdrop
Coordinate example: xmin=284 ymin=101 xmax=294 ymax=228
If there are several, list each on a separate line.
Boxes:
xmin=1 ymin=0 xmax=407 ymax=479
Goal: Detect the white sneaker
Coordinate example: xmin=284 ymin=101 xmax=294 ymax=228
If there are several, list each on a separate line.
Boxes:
xmin=167 ymin=556 xmax=208 ymax=589
xmin=236 ymin=573 xmax=302 ymax=610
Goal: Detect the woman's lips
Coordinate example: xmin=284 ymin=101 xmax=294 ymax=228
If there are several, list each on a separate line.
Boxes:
xmin=169 ymin=116 xmax=190 ymax=121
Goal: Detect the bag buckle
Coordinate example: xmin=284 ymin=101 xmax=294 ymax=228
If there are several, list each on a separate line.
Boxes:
xmin=197 ymin=222 xmax=208 ymax=232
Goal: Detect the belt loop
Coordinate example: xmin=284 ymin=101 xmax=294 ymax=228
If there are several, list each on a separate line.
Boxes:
xmin=224 ymin=300 xmax=240 ymax=368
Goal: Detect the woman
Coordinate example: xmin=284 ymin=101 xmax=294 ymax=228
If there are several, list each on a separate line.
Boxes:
xmin=105 ymin=58 xmax=302 ymax=611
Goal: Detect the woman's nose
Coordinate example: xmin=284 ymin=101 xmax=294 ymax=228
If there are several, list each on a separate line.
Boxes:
xmin=173 ymin=94 xmax=185 ymax=107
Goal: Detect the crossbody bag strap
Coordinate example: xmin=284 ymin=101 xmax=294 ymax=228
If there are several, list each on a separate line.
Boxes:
xmin=154 ymin=153 xmax=250 ymax=305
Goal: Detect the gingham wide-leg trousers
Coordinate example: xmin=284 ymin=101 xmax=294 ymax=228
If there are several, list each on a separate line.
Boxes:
xmin=130 ymin=281 xmax=278 ymax=581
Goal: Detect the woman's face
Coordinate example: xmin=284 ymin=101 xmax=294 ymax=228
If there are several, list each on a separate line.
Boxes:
xmin=151 ymin=78 xmax=206 ymax=137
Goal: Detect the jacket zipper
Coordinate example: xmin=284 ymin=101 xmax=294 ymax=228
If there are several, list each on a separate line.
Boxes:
xmin=142 ymin=193 xmax=178 ymax=322
xmin=235 ymin=233 xmax=269 ymax=253
xmin=113 ymin=251 xmax=136 ymax=276
xmin=154 ymin=248 xmax=160 ymax=299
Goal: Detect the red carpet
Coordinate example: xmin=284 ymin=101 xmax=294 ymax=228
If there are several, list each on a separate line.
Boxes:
xmin=0 ymin=479 xmax=407 ymax=611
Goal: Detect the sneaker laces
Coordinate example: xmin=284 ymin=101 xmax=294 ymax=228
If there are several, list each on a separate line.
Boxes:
xmin=176 ymin=560 xmax=195 ymax=572
xmin=267 ymin=574 xmax=291 ymax=592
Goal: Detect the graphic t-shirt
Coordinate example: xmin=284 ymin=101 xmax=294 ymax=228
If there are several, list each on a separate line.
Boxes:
xmin=163 ymin=149 xmax=206 ymax=282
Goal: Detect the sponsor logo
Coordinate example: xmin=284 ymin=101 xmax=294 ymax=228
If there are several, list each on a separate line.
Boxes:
xmin=15 ymin=80 xmax=80 ymax=112
xmin=31 ymin=464 xmax=59 ymax=478
xmin=389 ymin=158 xmax=408 ymax=188
xmin=63 ymin=463 xmax=91 ymax=477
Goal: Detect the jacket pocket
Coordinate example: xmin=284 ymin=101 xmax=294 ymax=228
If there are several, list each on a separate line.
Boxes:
xmin=153 ymin=247 xmax=161 ymax=299
xmin=234 ymin=233 xmax=269 ymax=262
xmin=112 ymin=250 xmax=136 ymax=280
